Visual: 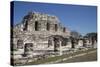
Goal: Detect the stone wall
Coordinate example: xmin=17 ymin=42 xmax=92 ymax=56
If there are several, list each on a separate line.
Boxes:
xmin=11 ymin=12 xmax=72 ymax=60
xmin=13 ymin=12 xmax=71 ymax=51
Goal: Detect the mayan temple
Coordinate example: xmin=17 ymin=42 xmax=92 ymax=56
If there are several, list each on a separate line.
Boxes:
xmin=12 ymin=11 xmax=71 ymax=59
xmin=11 ymin=11 xmax=97 ymax=66
xmin=9 ymin=1 xmax=97 ymax=66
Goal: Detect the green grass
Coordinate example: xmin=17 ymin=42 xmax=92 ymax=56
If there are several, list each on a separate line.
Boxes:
xmin=61 ymin=50 xmax=97 ymax=63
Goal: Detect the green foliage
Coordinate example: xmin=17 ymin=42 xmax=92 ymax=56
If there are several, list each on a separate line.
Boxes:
xmin=84 ymin=32 xmax=97 ymax=41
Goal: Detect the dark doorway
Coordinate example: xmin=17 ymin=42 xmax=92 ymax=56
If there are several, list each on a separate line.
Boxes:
xmin=17 ymin=40 xmax=23 ymax=49
xmin=54 ymin=37 xmax=59 ymax=52
xmin=24 ymin=43 xmax=33 ymax=56
xmin=47 ymin=22 xmax=50 ymax=31
xmin=23 ymin=20 xmax=28 ymax=31
xmin=63 ymin=27 xmax=66 ymax=32
xmin=35 ymin=21 xmax=39 ymax=31
xmin=55 ymin=24 xmax=58 ymax=31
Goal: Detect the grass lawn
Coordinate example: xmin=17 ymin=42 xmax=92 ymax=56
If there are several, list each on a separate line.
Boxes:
xmin=60 ymin=50 xmax=97 ymax=63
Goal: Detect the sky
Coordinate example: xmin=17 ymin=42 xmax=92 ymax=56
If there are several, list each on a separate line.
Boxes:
xmin=12 ymin=1 xmax=97 ymax=35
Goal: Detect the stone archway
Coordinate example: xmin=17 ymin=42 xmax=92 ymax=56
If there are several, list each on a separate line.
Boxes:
xmin=53 ymin=37 xmax=61 ymax=52
xmin=48 ymin=35 xmax=64 ymax=55
xmin=24 ymin=43 xmax=33 ymax=56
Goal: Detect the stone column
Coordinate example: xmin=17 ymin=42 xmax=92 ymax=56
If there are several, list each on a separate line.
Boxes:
xmin=78 ymin=40 xmax=83 ymax=48
xmin=59 ymin=41 xmax=62 ymax=55
xmin=94 ymin=40 xmax=97 ymax=48
xmin=52 ymin=40 xmax=54 ymax=50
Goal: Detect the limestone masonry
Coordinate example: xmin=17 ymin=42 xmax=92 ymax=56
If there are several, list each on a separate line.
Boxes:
xmin=12 ymin=12 xmax=71 ymax=57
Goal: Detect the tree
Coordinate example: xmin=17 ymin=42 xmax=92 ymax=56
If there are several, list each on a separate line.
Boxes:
xmin=70 ymin=31 xmax=83 ymax=48
xmin=84 ymin=32 xmax=97 ymax=42
xmin=70 ymin=36 xmax=75 ymax=48
xmin=71 ymin=31 xmax=82 ymax=39
xmin=84 ymin=32 xmax=97 ymax=47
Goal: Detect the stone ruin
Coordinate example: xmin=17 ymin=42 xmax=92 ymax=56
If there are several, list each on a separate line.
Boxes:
xmin=12 ymin=12 xmax=71 ymax=59
xmin=11 ymin=12 xmax=97 ymax=65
